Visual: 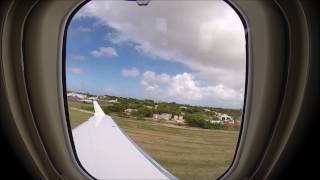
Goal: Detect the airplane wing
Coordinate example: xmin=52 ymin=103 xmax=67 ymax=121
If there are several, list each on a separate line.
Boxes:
xmin=72 ymin=101 xmax=177 ymax=180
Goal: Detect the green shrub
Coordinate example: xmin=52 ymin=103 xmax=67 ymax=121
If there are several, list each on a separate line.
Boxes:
xmin=185 ymin=113 xmax=230 ymax=130
xmin=102 ymin=104 xmax=126 ymax=114
xmin=132 ymin=106 xmax=153 ymax=118
xmin=185 ymin=113 xmax=209 ymax=128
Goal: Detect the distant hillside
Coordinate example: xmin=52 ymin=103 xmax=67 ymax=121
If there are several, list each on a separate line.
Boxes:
xmin=67 ymin=91 xmax=242 ymax=120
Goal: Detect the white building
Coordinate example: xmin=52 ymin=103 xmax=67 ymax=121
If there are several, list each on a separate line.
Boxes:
xmin=161 ymin=113 xmax=172 ymax=120
xmin=159 ymin=113 xmax=172 ymax=121
xmin=144 ymin=105 xmax=153 ymax=109
xmin=218 ymin=114 xmax=233 ymax=121
xmin=124 ymin=109 xmax=135 ymax=113
xmin=108 ymin=99 xmax=118 ymax=103
xmin=153 ymin=114 xmax=159 ymax=119
xmin=173 ymin=115 xmax=184 ymax=123
xmin=88 ymin=96 xmax=98 ymax=101
xmin=67 ymin=92 xmax=87 ymax=99
xmin=173 ymin=115 xmax=184 ymax=121
xmin=209 ymin=120 xmax=223 ymax=124
xmin=82 ymin=99 xmax=93 ymax=104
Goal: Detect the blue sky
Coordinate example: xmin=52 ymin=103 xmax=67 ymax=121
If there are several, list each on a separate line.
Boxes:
xmin=66 ymin=1 xmax=245 ymax=108
xmin=67 ymin=16 xmax=190 ymax=98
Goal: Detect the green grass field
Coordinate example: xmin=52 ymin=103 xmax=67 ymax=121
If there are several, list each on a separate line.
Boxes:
xmin=68 ymin=108 xmax=92 ymax=128
xmin=68 ymin=102 xmax=239 ymax=180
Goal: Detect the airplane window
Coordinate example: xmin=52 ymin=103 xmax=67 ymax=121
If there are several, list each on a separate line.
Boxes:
xmin=65 ymin=0 xmax=246 ymax=179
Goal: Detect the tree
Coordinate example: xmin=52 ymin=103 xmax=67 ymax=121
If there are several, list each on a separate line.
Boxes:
xmin=184 ymin=113 xmax=210 ymax=128
xmin=156 ymin=103 xmax=181 ymax=115
xmin=102 ymin=103 xmax=126 ymax=114
xmin=185 ymin=113 xmax=229 ymax=130
xmin=132 ymin=106 xmax=153 ymax=118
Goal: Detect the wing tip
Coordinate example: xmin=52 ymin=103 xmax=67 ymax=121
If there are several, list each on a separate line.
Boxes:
xmin=93 ymin=101 xmax=105 ymax=116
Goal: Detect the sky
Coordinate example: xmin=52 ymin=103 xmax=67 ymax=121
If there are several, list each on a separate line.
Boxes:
xmin=66 ymin=0 xmax=246 ymax=108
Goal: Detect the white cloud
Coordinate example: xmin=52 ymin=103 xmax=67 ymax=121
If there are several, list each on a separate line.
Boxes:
xmin=91 ymin=47 xmax=118 ymax=58
xmin=77 ymin=1 xmax=245 ymax=71
xmin=69 ymin=67 xmax=84 ymax=74
xmin=121 ymin=67 xmax=140 ymax=78
xmin=166 ymin=73 xmax=203 ymax=101
xmin=142 ymin=71 xmax=171 ymax=84
xmin=140 ymin=71 xmax=243 ymax=108
xmin=77 ymin=1 xmax=246 ymax=108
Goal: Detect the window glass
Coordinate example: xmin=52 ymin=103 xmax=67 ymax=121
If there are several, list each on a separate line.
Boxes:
xmin=66 ymin=1 xmax=245 ymax=179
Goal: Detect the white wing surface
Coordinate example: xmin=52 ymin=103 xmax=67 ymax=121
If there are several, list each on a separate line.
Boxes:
xmin=72 ymin=101 xmax=177 ymax=180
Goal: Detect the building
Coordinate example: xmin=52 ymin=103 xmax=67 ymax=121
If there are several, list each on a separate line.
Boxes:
xmin=154 ymin=114 xmax=183 ymax=121
xmin=144 ymin=105 xmax=153 ymax=109
xmin=173 ymin=115 xmax=184 ymax=123
xmin=124 ymin=109 xmax=135 ymax=114
xmin=179 ymin=106 xmax=188 ymax=109
xmin=153 ymin=113 xmax=172 ymax=120
xmin=153 ymin=114 xmax=159 ymax=119
xmin=209 ymin=120 xmax=223 ymax=124
xmin=108 ymin=99 xmax=118 ymax=103
xmin=67 ymin=92 xmax=87 ymax=100
xmin=88 ymin=96 xmax=98 ymax=101
xmin=173 ymin=115 xmax=184 ymax=121
xmin=124 ymin=108 xmax=134 ymax=113
xmin=161 ymin=113 xmax=172 ymax=120
xmin=217 ymin=113 xmax=233 ymax=121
